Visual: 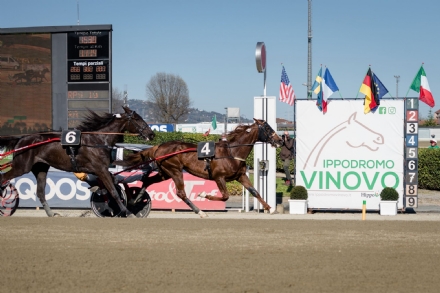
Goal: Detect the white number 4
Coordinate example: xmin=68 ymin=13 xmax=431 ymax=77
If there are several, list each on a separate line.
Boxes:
xmin=201 ymin=142 xmax=211 ymax=155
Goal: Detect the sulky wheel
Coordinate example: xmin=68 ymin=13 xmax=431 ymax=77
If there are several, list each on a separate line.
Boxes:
xmin=0 ymin=182 xmax=20 ymax=217
xmin=90 ymin=184 xmax=127 ymax=218
xmin=126 ymin=187 xmax=152 ymax=218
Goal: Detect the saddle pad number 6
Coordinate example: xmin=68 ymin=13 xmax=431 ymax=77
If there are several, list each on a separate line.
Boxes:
xmin=197 ymin=141 xmax=215 ymax=158
xmin=61 ymin=130 xmax=81 ymax=146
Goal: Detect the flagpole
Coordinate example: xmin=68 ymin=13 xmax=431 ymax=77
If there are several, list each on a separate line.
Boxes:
xmin=404 ymin=63 xmax=423 ymax=98
xmin=355 ymin=66 xmax=371 ymax=99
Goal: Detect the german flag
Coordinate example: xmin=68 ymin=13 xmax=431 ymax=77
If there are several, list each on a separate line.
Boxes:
xmin=359 ymin=68 xmax=378 ymax=114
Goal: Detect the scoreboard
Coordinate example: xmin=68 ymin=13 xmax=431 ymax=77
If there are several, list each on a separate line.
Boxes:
xmin=405 ymin=98 xmax=419 ymax=208
xmin=66 ymin=29 xmax=111 ymax=128
xmin=0 ymin=25 xmax=112 ymax=135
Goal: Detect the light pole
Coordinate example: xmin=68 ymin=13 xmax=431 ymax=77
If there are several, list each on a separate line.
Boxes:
xmin=394 ymin=75 xmax=400 ymax=98
xmin=224 ymin=107 xmax=228 ymax=134
xmin=302 ymin=83 xmax=310 ymax=99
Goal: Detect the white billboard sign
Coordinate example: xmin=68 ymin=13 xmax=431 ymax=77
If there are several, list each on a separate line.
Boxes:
xmin=296 ymin=100 xmax=404 ymax=210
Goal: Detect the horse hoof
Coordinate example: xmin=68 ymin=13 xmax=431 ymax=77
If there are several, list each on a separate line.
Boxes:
xmin=269 ymin=207 xmax=278 ymax=215
xmin=198 ymin=211 xmax=208 ymax=218
xmin=127 ymin=213 xmax=136 ymax=218
xmin=198 ymin=191 xmax=207 ymax=198
xmin=51 ymin=213 xmax=62 ymax=217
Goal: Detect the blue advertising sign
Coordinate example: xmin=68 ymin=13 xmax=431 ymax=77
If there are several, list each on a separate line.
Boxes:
xmin=149 ymin=124 xmax=174 ymax=132
xmin=11 ymin=170 xmax=92 ymax=208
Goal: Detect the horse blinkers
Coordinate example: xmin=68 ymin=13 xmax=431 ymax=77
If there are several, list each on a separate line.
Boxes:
xmin=123 ymin=110 xmax=155 ymax=141
xmin=257 ymin=121 xmax=283 ymax=147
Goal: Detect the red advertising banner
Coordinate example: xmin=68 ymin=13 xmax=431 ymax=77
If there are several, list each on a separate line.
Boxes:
xmin=120 ymin=171 xmax=226 ymax=210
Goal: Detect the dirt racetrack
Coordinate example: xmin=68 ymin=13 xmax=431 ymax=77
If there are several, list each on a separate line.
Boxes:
xmin=1 ymin=216 xmax=440 ymax=293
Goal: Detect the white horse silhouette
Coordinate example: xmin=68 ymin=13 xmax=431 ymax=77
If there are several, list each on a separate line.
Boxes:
xmin=303 ymin=112 xmax=384 ymax=169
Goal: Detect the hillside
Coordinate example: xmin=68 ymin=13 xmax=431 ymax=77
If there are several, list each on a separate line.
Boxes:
xmin=123 ymin=99 xmax=252 ymax=124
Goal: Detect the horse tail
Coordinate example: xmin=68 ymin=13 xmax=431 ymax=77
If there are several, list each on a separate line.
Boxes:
xmin=139 ymin=146 xmax=158 ymax=163
xmin=0 ymin=136 xmax=21 ymax=151
xmin=114 ymin=146 xmax=158 ymax=167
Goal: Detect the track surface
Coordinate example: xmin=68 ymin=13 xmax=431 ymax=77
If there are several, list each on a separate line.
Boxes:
xmin=1 ymin=217 xmax=440 ymax=293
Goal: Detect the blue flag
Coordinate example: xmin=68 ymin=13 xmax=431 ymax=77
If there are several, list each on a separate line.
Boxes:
xmin=371 ymin=73 xmax=389 ymax=112
xmin=311 ymin=67 xmax=323 ymax=111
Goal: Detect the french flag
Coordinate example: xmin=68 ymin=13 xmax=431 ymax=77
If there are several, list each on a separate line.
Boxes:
xmin=322 ymin=68 xmax=339 ymax=113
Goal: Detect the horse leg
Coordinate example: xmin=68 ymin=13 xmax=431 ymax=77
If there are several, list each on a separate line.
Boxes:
xmin=198 ymin=177 xmax=230 ymax=202
xmin=142 ymin=173 xmax=166 ymax=188
xmin=171 ymin=175 xmax=207 ymax=218
xmin=97 ymin=170 xmax=134 ymax=218
xmin=32 ymin=165 xmax=61 ymax=217
xmin=237 ymin=174 xmax=276 ymax=214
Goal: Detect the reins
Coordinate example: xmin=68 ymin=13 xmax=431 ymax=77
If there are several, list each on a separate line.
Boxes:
xmin=0 ymin=138 xmax=61 ymax=158
xmin=0 ymin=131 xmax=141 ymax=137
xmin=113 ymin=148 xmax=197 ymax=176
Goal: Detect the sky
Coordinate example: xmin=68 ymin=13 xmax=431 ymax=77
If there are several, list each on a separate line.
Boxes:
xmin=1 ymin=0 xmax=440 ymax=122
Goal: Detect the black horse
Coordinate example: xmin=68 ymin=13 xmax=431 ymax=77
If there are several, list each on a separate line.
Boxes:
xmin=0 ymin=106 xmax=155 ymax=217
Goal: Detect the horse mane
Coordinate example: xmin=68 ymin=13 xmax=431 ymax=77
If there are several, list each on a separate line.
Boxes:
xmin=227 ymin=124 xmax=254 ymax=142
xmin=76 ymin=110 xmax=116 ymax=132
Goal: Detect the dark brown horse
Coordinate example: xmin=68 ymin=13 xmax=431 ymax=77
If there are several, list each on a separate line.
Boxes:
xmin=117 ymin=119 xmax=283 ymax=217
xmin=0 ymin=106 xmax=155 ymax=217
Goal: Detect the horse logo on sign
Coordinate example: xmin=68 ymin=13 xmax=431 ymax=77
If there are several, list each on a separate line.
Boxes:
xmin=303 ymin=112 xmax=384 ymax=169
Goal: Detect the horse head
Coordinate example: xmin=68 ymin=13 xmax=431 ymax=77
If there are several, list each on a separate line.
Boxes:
xmin=344 ymin=112 xmax=384 ymax=151
xmin=253 ymin=118 xmax=283 ymax=147
xmin=120 ymin=106 xmax=155 ymax=141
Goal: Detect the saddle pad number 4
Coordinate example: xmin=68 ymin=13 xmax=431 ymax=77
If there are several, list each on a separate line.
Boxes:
xmin=61 ymin=130 xmax=81 ymax=146
xmin=197 ymin=141 xmax=215 ymax=158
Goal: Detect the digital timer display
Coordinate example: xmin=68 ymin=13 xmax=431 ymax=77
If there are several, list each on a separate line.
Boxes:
xmin=67 ymin=31 xmax=109 ymax=59
xmin=79 ymin=36 xmax=97 ymax=44
xmin=68 ymin=100 xmax=109 ymax=109
xmin=68 ymin=90 xmax=109 ymax=99
xmin=67 ymin=60 xmax=109 ymax=82
xmin=79 ymin=49 xmax=97 ymax=58
xmin=68 ymin=110 xmax=107 ymax=128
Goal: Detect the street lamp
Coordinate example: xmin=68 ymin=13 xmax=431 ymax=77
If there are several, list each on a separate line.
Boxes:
xmin=302 ymin=83 xmax=312 ymax=99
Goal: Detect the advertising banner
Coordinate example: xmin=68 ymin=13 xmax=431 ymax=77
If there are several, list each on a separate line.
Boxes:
xmin=13 ymin=170 xmax=225 ymax=210
xmin=122 ymin=171 xmax=226 ymax=210
xmin=296 ymin=99 xmax=404 ymax=209
xmin=12 ymin=171 xmax=91 ymax=208
xmin=149 ymin=124 xmax=174 ymax=132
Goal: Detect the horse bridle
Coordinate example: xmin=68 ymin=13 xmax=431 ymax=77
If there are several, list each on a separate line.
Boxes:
xmin=257 ymin=120 xmax=279 ymax=145
xmin=123 ymin=110 xmax=151 ymax=139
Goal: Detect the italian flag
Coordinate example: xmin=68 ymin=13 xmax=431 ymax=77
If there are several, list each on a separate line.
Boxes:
xmin=410 ymin=66 xmax=435 ymax=107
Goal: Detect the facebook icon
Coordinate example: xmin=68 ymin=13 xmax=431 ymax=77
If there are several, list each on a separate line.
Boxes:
xmin=379 ymin=107 xmax=387 ymax=114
